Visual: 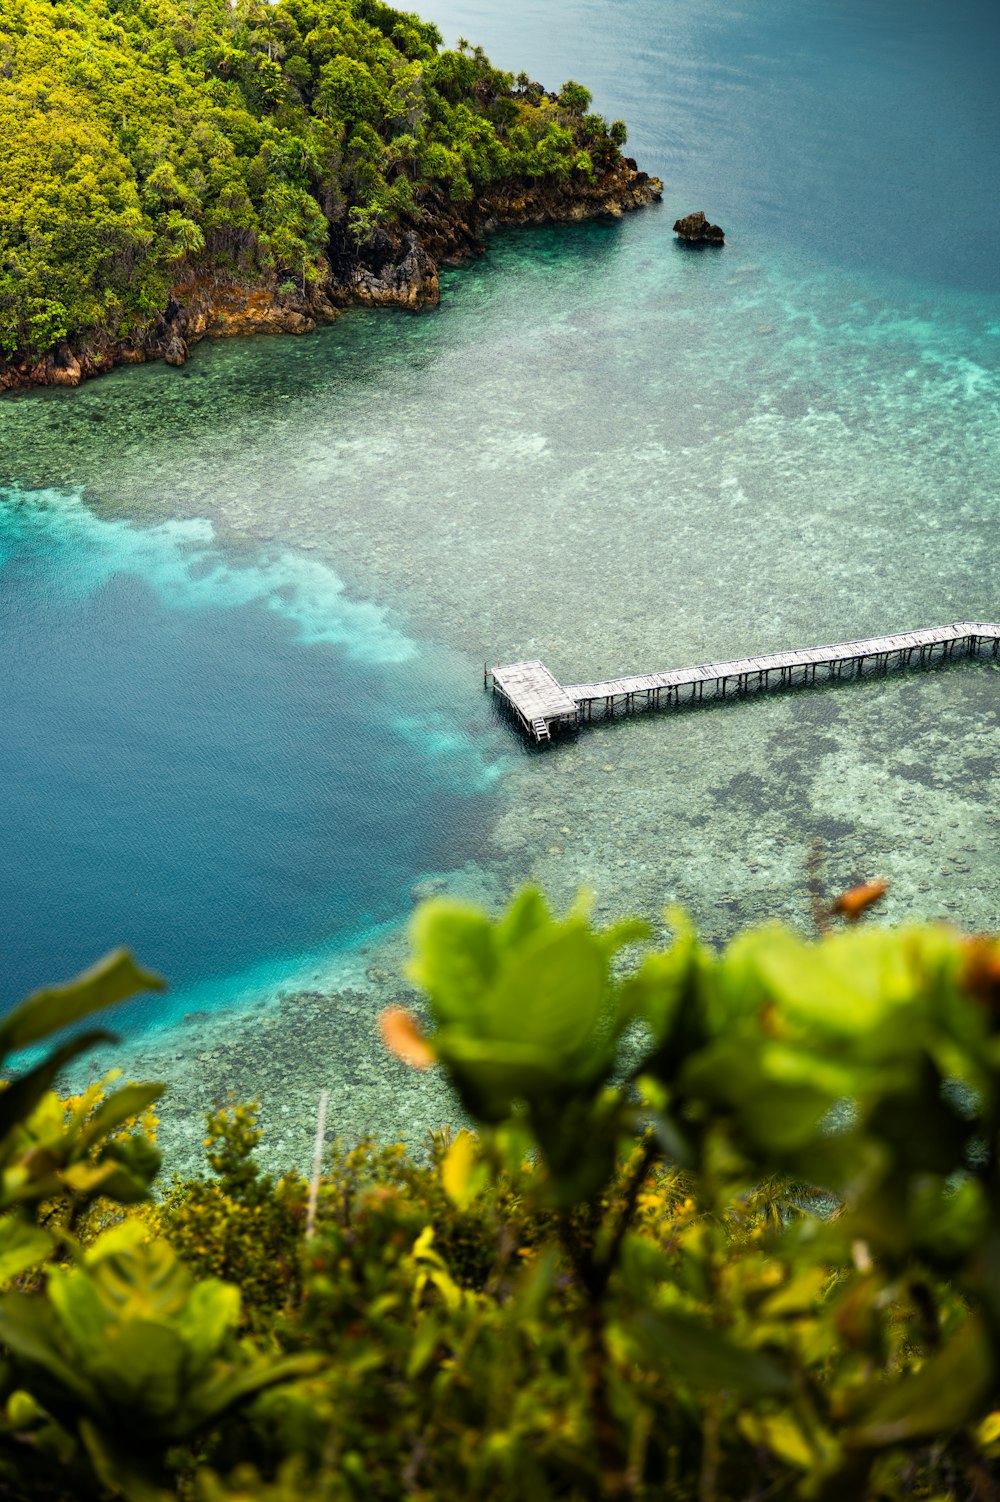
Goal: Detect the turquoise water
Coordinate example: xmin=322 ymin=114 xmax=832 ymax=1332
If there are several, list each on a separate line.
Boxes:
xmin=0 ymin=489 xmax=503 ymax=1029
xmin=1 ymin=0 xmax=997 ymax=1164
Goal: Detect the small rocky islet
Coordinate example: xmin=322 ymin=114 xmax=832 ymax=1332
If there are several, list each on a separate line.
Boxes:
xmin=672 ymin=209 xmax=725 ymax=243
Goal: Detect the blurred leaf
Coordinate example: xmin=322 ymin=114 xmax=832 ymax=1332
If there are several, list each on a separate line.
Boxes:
xmin=738 ymin=1409 xmax=839 ymax=1472
xmin=0 ymin=950 xmax=165 ymax=1057
xmin=496 ymin=885 xmax=551 ymax=950
xmin=760 ymin=1266 xmax=829 ymax=1318
xmin=975 ymin=1409 xmax=1000 ymax=1451
xmin=0 ymin=1216 xmax=55 ymax=1282
xmin=632 ymin=1309 xmax=789 ymax=1397
xmin=99 ymin=1132 xmax=162 ymax=1196
xmin=681 ymin=1036 xmax=838 ymax=1153
xmin=488 ymin=924 xmax=606 ymax=1064
xmin=440 ymin=1130 xmax=486 ymax=1210
xmin=0 ymin=1293 xmax=93 ymax=1403
xmin=599 ymin=916 xmax=651 ymax=958
xmin=845 ymin=1317 xmax=993 ymax=1448
xmin=76 ymin=1083 xmax=166 ymax=1154
xmin=0 ymin=1030 xmax=117 ymax=1152
xmin=433 ymin=1034 xmax=557 ymax=1121
xmin=407 ymin=901 xmax=498 ymax=1027
xmin=625 ymin=909 xmax=710 ymax=1052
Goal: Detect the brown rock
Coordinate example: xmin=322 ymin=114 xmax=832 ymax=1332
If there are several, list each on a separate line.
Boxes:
xmin=49 ymin=348 xmax=82 ymax=386
xmin=281 ymin=310 xmax=315 ymax=334
xmin=351 ymin=232 xmax=440 ymax=309
xmin=673 ymin=210 xmax=725 ymax=244
xmin=0 ymin=150 xmax=662 ymax=393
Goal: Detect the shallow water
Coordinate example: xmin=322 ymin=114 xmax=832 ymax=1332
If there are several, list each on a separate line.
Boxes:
xmin=1 ymin=0 xmax=998 ymax=1169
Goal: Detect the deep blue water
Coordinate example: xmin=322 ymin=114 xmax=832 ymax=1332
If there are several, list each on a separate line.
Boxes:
xmin=432 ymin=0 xmax=1000 ymax=294
xmin=0 ymin=494 xmax=496 ymax=1028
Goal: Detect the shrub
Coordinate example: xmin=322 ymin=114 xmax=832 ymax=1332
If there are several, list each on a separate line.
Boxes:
xmin=4 ymin=883 xmax=1000 ymax=1499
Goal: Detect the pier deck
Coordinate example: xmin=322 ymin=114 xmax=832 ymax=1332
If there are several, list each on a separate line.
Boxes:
xmin=487 ymin=621 xmax=1000 ymax=743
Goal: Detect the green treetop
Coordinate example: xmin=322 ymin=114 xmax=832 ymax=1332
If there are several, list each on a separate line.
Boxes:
xmin=0 ymin=0 xmax=635 ymax=361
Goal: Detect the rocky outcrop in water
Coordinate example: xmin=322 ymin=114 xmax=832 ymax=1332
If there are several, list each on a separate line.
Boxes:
xmin=0 ymin=160 xmax=663 ymax=392
xmin=673 ymin=210 xmax=725 ymax=244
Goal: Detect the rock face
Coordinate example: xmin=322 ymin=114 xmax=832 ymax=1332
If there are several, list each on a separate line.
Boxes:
xmin=672 ymin=210 xmax=725 ymax=244
xmin=350 ymin=231 xmax=440 ymax=309
xmin=0 ymin=159 xmax=664 ymax=392
xmin=0 ymin=275 xmax=329 ymax=392
xmin=48 ymin=348 xmax=82 ymax=387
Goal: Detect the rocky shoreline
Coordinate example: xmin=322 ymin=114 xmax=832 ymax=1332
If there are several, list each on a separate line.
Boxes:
xmin=1 ymin=160 xmax=661 ymax=394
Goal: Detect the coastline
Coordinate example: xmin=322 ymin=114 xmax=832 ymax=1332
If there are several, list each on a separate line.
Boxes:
xmin=55 ymin=857 xmax=513 ymax=1182
xmin=0 ymin=160 xmax=662 ymax=395
xmin=66 ymin=968 xmax=450 ymax=1186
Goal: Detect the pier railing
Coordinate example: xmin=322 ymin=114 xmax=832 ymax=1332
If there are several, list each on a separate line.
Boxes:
xmin=486 ymin=621 xmax=1000 ymax=743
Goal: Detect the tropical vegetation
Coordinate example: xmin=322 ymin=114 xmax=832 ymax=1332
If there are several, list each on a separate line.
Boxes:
xmin=0 ymin=0 xmax=630 ymax=361
xmin=1 ymin=883 xmax=1000 ymax=1499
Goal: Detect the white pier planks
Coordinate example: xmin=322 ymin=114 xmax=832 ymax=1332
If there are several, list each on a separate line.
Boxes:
xmin=488 ymin=621 xmax=1000 ymax=743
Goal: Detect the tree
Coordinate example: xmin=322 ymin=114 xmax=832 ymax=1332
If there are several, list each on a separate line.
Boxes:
xmin=558 ymin=79 xmax=592 ymax=114
xmin=0 ymin=0 xmax=638 ymax=364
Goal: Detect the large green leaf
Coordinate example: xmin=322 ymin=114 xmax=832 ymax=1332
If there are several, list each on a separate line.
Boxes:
xmin=81 ymin=1225 xmax=191 ymax=1319
xmin=495 ymin=886 xmax=551 ymax=951
xmin=177 ymin=1280 xmax=242 ymax=1373
xmin=434 ymin=1034 xmax=558 ymax=1120
xmin=735 ymin=925 xmax=939 ymax=1067
xmin=46 ymin=1265 xmax=110 ymax=1363
xmin=407 ymin=901 xmax=498 ymax=1027
xmin=90 ymin=1322 xmax=187 ymax=1418
xmin=625 ymin=913 xmax=708 ymax=1044
xmin=0 ymin=1029 xmax=117 ymax=1151
xmin=844 ymin=1317 xmax=993 ymax=1448
xmin=75 ymin=1082 xmax=166 ymax=1155
xmin=680 ymin=1036 xmax=839 ymax=1153
xmin=632 ymin=1308 xmax=790 ymax=1397
xmin=60 ymin=1158 xmax=156 ymax=1206
xmin=0 ymin=1216 xmax=55 ymax=1283
xmin=180 ymin=1352 xmax=326 ymax=1435
xmin=0 ymin=950 xmax=165 ymax=1058
xmin=488 ymin=924 xmax=607 ymax=1062
xmin=0 ymin=1292 xmax=93 ymax=1404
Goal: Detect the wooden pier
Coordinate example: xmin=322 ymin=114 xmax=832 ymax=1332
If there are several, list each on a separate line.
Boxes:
xmin=486 ymin=621 xmax=1000 ymax=743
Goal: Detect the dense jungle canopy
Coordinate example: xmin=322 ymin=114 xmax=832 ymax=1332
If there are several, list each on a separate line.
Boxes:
xmin=0 ymin=0 xmax=626 ymax=358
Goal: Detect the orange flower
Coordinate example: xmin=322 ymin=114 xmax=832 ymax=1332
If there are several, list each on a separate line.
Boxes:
xmin=830 ymin=879 xmax=888 ymax=923
xmin=378 ymin=1006 xmax=435 ymax=1068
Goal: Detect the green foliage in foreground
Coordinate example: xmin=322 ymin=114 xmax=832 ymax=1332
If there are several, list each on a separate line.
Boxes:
xmin=2 ymin=889 xmax=1000 ymax=1500
xmin=0 ymin=0 xmax=629 ymax=359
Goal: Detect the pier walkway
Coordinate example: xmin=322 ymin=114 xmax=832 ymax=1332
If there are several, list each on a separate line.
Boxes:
xmin=487 ymin=621 xmax=1000 ymax=743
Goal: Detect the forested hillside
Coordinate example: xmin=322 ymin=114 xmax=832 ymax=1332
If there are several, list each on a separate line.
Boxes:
xmin=0 ymin=0 xmax=660 ymax=384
